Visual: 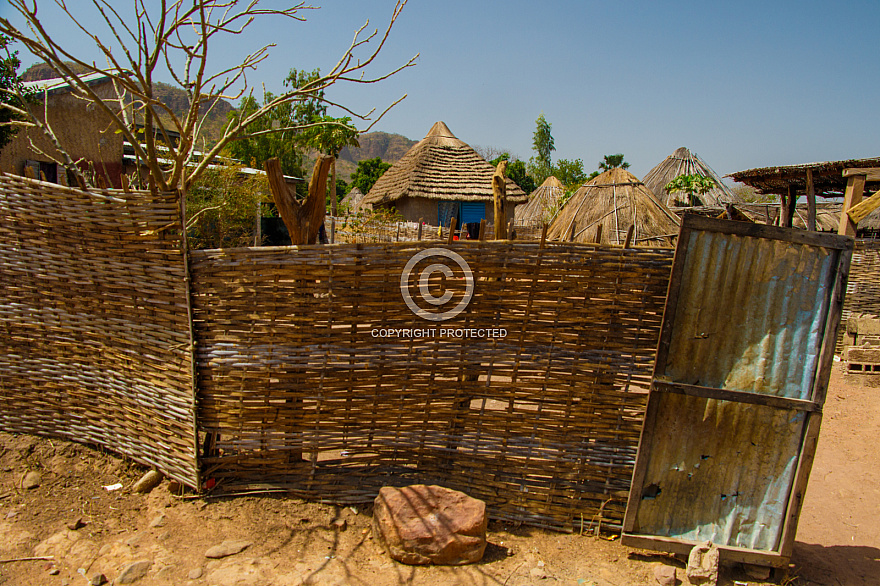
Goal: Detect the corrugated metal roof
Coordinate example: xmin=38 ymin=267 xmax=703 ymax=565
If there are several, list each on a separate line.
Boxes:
xmin=22 ymin=72 xmax=111 ymax=96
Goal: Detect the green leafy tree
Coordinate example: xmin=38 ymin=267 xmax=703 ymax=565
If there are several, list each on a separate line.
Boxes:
xmin=490 ymin=153 xmax=536 ymax=194
xmin=349 ymin=157 xmax=391 ymax=195
xmin=528 ymin=112 xmax=555 ymax=185
xmin=665 ymin=174 xmax=715 ymax=207
xmin=598 ymin=154 xmax=630 ymax=171
xmin=0 ymin=35 xmax=29 ymax=151
xmin=224 ymin=68 xmax=326 ymax=182
xmin=552 ymin=158 xmax=587 ymax=190
xmin=186 ymin=163 xmax=269 ymax=249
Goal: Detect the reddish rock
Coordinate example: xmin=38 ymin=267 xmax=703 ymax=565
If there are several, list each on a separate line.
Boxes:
xmin=654 ymin=563 xmax=678 ymax=586
xmin=372 ymin=485 xmax=487 ymax=565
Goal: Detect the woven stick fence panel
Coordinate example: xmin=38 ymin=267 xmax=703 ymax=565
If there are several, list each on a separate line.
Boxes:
xmin=0 ymin=173 xmax=198 ymax=486
xmin=330 ymin=217 xmax=546 ymax=244
xmin=838 ymin=239 xmax=880 ymax=352
xmin=191 ymin=241 xmax=673 ymax=531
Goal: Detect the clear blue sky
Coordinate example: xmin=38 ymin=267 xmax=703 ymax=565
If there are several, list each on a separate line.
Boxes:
xmin=5 ymin=0 xmax=880 ymax=179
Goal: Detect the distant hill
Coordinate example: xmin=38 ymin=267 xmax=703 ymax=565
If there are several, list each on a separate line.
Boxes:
xmin=152 ymin=81 xmax=234 ymax=147
xmin=320 ymin=131 xmax=417 ymax=181
xmin=21 ymin=63 xmax=415 ymax=173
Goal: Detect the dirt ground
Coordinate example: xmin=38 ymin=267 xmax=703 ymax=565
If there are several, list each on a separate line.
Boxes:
xmin=0 ymin=366 xmax=877 ymax=586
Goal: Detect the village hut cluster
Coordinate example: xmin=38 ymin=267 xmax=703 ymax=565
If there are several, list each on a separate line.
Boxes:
xmin=3 ymin=67 xmax=880 ymax=579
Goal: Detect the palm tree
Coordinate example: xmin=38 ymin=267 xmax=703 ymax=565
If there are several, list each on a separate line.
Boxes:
xmin=598 ymin=154 xmax=630 ymax=171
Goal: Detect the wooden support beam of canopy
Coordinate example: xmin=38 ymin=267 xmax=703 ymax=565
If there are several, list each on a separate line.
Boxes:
xmin=839 ymin=174 xmax=866 ymax=237
xmin=806 ymin=168 xmax=816 ymax=231
xmin=842 ymin=167 xmax=880 ymax=181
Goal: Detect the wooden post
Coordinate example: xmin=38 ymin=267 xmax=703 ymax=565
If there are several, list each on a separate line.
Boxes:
xmin=839 ymin=173 xmax=866 ymax=237
xmin=446 ymin=217 xmax=456 ymax=245
xmin=623 ymin=224 xmax=635 ymax=248
xmin=806 ymin=169 xmax=816 ymax=232
xmin=568 ymin=221 xmax=576 ymax=242
xmin=507 ymin=219 xmax=515 ymax=241
xmin=594 ymin=224 xmax=603 ymax=244
xmin=781 ymin=186 xmax=796 ymax=228
xmin=330 ymin=217 xmax=335 ymax=244
xmin=539 ymin=224 xmax=548 ymax=249
xmin=493 ymin=161 xmax=508 ymax=239
xmin=478 ymin=218 xmax=487 ymax=241
xmin=417 ymin=218 xmax=423 ymax=241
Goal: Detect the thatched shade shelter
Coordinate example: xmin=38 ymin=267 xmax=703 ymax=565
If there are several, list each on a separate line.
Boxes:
xmin=340 ymin=187 xmax=367 ymax=214
xmin=729 ymin=157 xmax=880 ymax=234
xmin=642 ymin=147 xmax=740 ymax=207
xmin=515 ymin=175 xmax=565 ymax=226
xmin=362 ymin=121 xmax=527 ymax=227
xmin=548 ymin=168 xmax=680 ymax=246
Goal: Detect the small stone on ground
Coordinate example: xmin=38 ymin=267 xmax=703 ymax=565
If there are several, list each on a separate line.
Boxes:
xmin=131 ymin=470 xmax=163 ymax=494
xmin=22 ymin=471 xmax=41 ymax=489
xmin=205 ymin=539 xmax=252 ymax=559
xmin=117 ymin=560 xmax=152 ymax=584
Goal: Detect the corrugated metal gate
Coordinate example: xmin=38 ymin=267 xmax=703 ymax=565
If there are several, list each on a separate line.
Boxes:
xmin=623 ymin=215 xmax=853 ymax=567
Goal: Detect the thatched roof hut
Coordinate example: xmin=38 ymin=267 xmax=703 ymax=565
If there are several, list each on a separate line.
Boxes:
xmin=340 ymin=187 xmax=367 ymax=214
xmin=548 ymin=168 xmax=680 ymax=247
xmin=362 ymin=121 xmax=527 ymax=226
xmin=515 ymin=175 xmax=565 ymax=226
xmin=643 ymin=147 xmax=740 ymax=207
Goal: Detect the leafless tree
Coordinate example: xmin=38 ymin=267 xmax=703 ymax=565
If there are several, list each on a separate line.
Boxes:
xmin=0 ymin=0 xmax=416 ymax=192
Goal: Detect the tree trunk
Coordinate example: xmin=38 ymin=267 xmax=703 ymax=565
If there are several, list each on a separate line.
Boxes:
xmin=265 ymin=156 xmax=333 ymax=245
xmin=330 ymin=158 xmax=337 ymax=217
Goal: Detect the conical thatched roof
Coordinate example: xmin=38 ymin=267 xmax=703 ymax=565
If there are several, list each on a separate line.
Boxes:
xmin=547 ymin=168 xmax=680 ymax=247
xmin=643 ymin=147 xmax=740 ymax=207
xmin=362 ymin=121 xmax=528 ymax=206
xmin=340 ymin=187 xmax=367 ymax=213
xmin=515 ymin=175 xmax=565 ymax=226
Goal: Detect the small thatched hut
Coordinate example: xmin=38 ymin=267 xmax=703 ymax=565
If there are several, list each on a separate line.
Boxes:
xmin=643 ymin=147 xmax=739 ymax=207
xmin=548 ymin=168 xmax=680 ymax=246
xmin=362 ymin=121 xmax=527 ymax=227
xmin=340 ymin=187 xmax=367 ymax=214
xmin=515 ymin=175 xmax=565 ymax=226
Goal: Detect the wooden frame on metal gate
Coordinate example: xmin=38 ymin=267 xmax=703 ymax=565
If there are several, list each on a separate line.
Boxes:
xmin=622 ymin=215 xmax=853 ymax=567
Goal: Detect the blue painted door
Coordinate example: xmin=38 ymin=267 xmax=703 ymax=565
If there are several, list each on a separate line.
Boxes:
xmin=460 ymin=201 xmax=485 ymax=225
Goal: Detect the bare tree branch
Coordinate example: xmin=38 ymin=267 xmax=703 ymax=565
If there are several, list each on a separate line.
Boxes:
xmin=0 ymin=0 xmax=415 ymax=194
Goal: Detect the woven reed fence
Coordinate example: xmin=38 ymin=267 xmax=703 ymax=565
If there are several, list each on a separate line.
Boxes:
xmin=838 ymin=239 xmax=880 ymax=351
xmin=0 ymin=173 xmax=198 ymax=486
xmin=329 ymin=216 xmax=546 ymax=244
xmin=190 ymin=242 xmax=674 ymax=530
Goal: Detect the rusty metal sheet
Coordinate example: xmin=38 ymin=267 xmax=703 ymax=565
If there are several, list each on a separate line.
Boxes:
xmin=662 ymin=231 xmax=836 ymax=399
xmin=623 ymin=215 xmax=853 ymax=566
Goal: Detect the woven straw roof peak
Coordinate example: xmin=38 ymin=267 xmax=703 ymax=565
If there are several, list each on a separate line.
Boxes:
xmin=363 ymin=122 xmax=527 ymax=206
xmin=547 ymin=167 xmax=679 ymax=246
xmin=515 ymin=175 xmax=566 ymax=225
xmin=643 ymin=147 xmax=740 ymax=206
xmin=542 ymin=176 xmax=565 ymax=189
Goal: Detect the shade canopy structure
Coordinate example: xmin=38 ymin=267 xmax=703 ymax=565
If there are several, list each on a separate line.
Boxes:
xmin=643 ymin=147 xmax=740 ymax=207
xmin=729 ymin=157 xmax=880 ymax=233
xmin=515 ymin=175 xmax=565 ymax=226
xmin=362 ymin=121 xmax=528 ymax=208
xmin=729 ymin=157 xmax=880 ymax=198
xmin=548 ymin=168 xmax=680 ymax=247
